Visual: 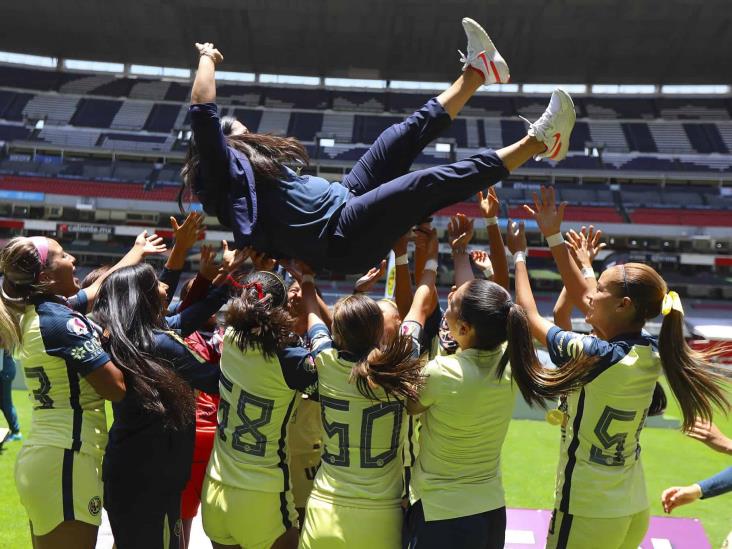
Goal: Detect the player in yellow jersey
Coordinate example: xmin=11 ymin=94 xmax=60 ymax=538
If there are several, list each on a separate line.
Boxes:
xmin=512 ymin=187 xmax=729 ymax=549
xmin=404 ymin=278 xmax=544 ymax=549
xmin=298 ymin=231 xmax=438 ymax=549
xmin=201 ymin=270 xmax=324 ymax=549
xmin=0 ymin=236 xmax=147 ymax=549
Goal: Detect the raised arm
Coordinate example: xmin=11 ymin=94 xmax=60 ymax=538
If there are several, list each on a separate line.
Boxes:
xmin=478 ymin=188 xmax=509 ymax=290
xmin=160 ymin=212 xmax=205 ymax=305
xmin=507 ymin=219 xmax=554 ymax=343
xmin=552 ymin=287 xmax=574 ymax=331
xmin=448 ymin=213 xmax=475 ymax=288
xmin=523 ymin=186 xmax=591 ymax=315
xmin=404 ymin=229 xmax=439 ymax=328
xmin=566 ymin=225 xmax=605 ymax=293
xmin=72 ymin=231 xmax=166 ymax=313
xmin=392 ymin=232 xmax=414 ymax=320
xmin=191 ymin=42 xmax=223 ymax=105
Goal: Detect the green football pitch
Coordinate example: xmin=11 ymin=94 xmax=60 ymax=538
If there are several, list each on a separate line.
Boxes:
xmin=1 ymin=387 xmax=730 ymax=548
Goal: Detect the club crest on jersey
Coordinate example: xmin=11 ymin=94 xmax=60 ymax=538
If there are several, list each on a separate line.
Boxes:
xmin=67 ymin=317 xmax=89 ymax=336
xmin=88 ymin=496 xmax=102 ymax=516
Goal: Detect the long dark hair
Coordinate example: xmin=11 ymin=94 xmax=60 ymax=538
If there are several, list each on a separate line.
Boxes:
xmin=93 ymin=264 xmax=195 ymax=430
xmin=532 ymin=264 xmax=729 ymax=431
xmin=179 ymin=117 xmax=309 ymax=213
xmin=456 ymin=279 xmax=546 ymax=407
xmin=332 ymin=294 xmax=423 ymax=402
xmin=225 ymin=271 xmax=297 ymax=359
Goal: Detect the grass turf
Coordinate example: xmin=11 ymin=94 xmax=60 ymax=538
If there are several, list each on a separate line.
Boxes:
xmin=1 ymin=387 xmax=731 ymax=547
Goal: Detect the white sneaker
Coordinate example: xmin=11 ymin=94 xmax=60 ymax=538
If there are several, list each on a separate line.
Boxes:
xmin=521 ymin=88 xmax=576 ymax=161
xmin=459 ymin=18 xmax=510 ymax=85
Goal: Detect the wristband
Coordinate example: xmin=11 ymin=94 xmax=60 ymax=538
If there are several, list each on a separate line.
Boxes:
xmin=485 ymin=216 xmax=498 ymax=227
xmin=545 ymin=232 xmax=565 ymax=248
xmin=301 ymin=274 xmax=315 ymax=286
xmin=395 ymin=254 xmax=409 ymax=266
xmin=423 ymin=259 xmax=438 ymax=272
xmin=581 ymin=266 xmax=596 ymax=279
xmin=513 ymin=251 xmax=526 ymax=264
xmin=482 ymin=265 xmax=494 ymax=278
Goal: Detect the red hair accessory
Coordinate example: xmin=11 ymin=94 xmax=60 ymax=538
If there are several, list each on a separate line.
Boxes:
xmin=226 ymin=275 xmax=265 ymax=300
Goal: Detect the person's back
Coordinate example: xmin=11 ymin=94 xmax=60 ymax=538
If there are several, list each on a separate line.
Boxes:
xmin=548 ymin=331 xmax=661 ymax=517
xmin=412 ymin=345 xmax=514 ymax=520
xmin=207 ymin=327 xmax=304 ymax=493
xmin=311 ymin=348 xmax=407 ymax=509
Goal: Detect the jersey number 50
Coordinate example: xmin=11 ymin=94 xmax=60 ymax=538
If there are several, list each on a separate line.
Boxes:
xmin=320 ymin=396 xmax=403 ymax=469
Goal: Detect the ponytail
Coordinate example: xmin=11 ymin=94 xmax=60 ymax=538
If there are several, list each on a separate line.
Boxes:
xmin=658 ymin=309 xmax=729 ymax=432
xmin=350 ymin=332 xmax=424 ymax=402
xmin=225 ymin=271 xmax=296 ymax=359
xmin=504 ymin=304 xmax=547 ymax=408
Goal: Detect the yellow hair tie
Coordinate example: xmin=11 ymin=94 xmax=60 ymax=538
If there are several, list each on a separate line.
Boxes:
xmin=661 ymin=291 xmax=684 ymax=317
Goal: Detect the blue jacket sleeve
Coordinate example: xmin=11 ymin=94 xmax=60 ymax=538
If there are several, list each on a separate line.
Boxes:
xmin=189 ymin=103 xmax=257 ymax=247
xmin=154 ymin=332 xmax=220 ymax=394
xmin=159 ymin=267 xmax=182 ymax=307
xmin=165 ymin=284 xmax=230 ymax=338
xmin=276 ymin=323 xmax=331 ymax=396
xmin=699 ymin=466 xmax=732 ymax=499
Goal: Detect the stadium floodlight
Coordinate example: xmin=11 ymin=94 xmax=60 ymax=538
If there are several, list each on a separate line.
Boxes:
xmin=435 ymin=143 xmax=452 ymax=153
xmin=318 ymin=138 xmax=336 ymax=148
xmin=34 ymin=120 xmax=45 ymax=131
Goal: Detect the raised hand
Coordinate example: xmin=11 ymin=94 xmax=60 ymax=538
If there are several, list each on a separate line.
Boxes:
xmin=134 ymin=230 xmax=167 ymax=256
xmin=685 ymin=419 xmax=732 ymax=455
xmin=447 ymin=213 xmax=474 ymax=254
xmin=477 ymin=188 xmax=500 ymax=219
xmin=506 ymin=219 xmax=527 ymax=254
xmin=354 ymin=260 xmax=387 ymax=293
xmin=198 ymin=244 xmax=219 ymax=281
xmin=249 ymin=249 xmax=277 ymax=272
xmin=195 ymin=42 xmax=224 ymax=64
xmin=661 ymin=485 xmax=702 ymax=514
xmin=566 ymin=225 xmax=606 ymax=269
xmin=170 ymin=212 xmax=204 ymax=251
xmin=522 ymin=186 xmax=566 ymax=237
xmin=470 ymin=249 xmax=492 ymax=271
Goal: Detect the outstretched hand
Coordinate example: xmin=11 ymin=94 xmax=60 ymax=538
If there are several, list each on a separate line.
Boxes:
xmin=355 ymin=260 xmax=387 ymax=293
xmin=134 ymin=230 xmax=167 ymax=256
xmin=661 ymin=485 xmax=702 ymax=514
xmin=566 ymin=225 xmax=605 ymax=268
xmin=170 ymin=212 xmax=204 ymax=251
xmin=522 ymin=186 xmax=566 ymax=237
xmin=195 ymin=42 xmax=224 ymax=64
xmin=477 ymin=188 xmax=500 ymax=219
xmin=685 ymin=419 xmax=732 ymax=455
xmin=470 ymin=249 xmax=491 ymax=271
xmin=447 ymin=214 xmax=474 ymax=254
xmin=506 ymin=219 xmax=527 ymax=254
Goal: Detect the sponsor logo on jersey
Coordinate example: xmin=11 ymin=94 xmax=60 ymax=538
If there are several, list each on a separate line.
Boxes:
xmin=67 ymin=317 xmax=89 ymax=336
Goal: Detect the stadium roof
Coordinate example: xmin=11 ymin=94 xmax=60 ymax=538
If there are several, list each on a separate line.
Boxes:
xmin=2 ymin=0 xmax=732 ymax=85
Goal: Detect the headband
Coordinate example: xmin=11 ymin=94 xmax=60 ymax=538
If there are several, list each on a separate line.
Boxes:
xmin=661 ymin=291 xmax=684 ymax=317
xmin=29 ymin=236 xmax=49 ymax=267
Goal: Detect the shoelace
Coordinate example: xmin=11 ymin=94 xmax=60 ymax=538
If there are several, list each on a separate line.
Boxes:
xmin=519 ymin=112 xmax=551 ymax=142
xmin=458 ymin=49 xmax=481 ymax=72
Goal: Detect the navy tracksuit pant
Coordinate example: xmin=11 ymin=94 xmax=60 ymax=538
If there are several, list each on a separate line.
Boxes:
xmin=327 ymin=98 xmax=509 ymax=272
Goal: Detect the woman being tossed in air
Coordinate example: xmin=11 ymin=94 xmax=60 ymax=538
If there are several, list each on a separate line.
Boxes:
xmin=181 ymin=18 xmax=576 ymax=274
xmin=510 ymin=187 xmax=729 ymax=549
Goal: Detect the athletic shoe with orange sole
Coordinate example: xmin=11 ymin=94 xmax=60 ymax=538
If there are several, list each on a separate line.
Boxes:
xmin=459 ymin=17 xmax=510 ymax=84
xmin=521 ymin=88 xmax=576 ymax=162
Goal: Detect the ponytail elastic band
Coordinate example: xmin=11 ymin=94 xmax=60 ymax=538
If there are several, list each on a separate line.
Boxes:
xmin=29 ymin=236 xmax=49 ymax=267
xmin=661 ymin=290 xmax=684 ymax=317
